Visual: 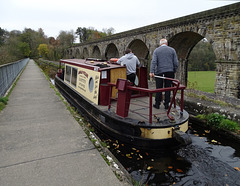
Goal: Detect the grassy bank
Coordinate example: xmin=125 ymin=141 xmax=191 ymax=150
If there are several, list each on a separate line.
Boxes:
xmin=188 ymin=71 xmax=215 ymax=93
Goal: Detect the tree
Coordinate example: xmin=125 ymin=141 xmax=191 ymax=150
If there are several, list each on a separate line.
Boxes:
xmin=20 ymin=28 xmax=47 ymax=58
xmin=57 ymin=30 xmax=75 ymax=48
xmin=188 ymin=40 xmax=216 ymax=71
xmin=0 ymin=27 xmax=6 ymax=46
xmin=75 ymin=27 xmax=115 ymax=43
xmin=18 ymin=42 xmax=31 ymax=57
xmin=102 ymin=27 xmax=115 ymax=36
xmin=76 ymin=27 xmax=90 ymax=43
xmin=37 ymin=44 xmax=48 ymax=58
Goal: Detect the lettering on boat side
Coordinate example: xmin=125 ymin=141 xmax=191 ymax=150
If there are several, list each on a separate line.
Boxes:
xmin=78 ymin=70 xmax=88 ymax=78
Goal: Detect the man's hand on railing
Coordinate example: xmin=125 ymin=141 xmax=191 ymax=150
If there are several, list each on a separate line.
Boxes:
xmin=149 ymin=72 xmax=155 ymax=78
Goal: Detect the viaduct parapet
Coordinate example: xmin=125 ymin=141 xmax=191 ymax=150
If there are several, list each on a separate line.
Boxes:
xmin=66 ymin=2 xmax=240 ymax=99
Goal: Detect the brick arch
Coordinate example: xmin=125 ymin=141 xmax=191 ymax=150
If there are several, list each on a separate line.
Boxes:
xmin=92 ymin=45 xmax=101 ymax=59
xmin=83 ymin=47 xmax=89 ymax=59
xmin=168 ymin=31 xmax=204 ymax=85
xmin=66 ymin=50 xmax=70 ymax=58
xmin=69 ymin=49 xmax=73 ymax=58
xmin=127 ymin=39 xmax=149 ymax=66
xmin=75 ymin=48 xmax=81 ymax=58
xmin=169 ymin=31 xmax=204 ymax=60
xmin=105 ymin=43 xmax=119 ymax=60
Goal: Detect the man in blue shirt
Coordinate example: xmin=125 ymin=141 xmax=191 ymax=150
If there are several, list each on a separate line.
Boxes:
xmin=149 ymin=39 xmax=179 ymax=109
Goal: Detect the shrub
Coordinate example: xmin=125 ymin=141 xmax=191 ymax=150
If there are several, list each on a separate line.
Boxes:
xmin=0 ymin=97 xmax=8 ymax=111
xmin=196 ymin=113 xmax=240 ymax=133
xmin=206 ymin=113 xmax=225 ymax=128
xmin=0 ymin=97 xmax=8 ymax=105
xmin=0 ymin=102 xmax=5 ymax=110
xmin=219 ymin=119 xmax=238 ymax=132
xmin=196 ymin=114 xmax=206 ymax=120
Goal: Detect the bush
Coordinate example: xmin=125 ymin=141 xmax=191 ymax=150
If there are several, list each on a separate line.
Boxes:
xmin=0 ymin=97 xmax=8 ymax=111
xmin=0 ymin=102 xmax=5 ymax=110
xmin=219 ymin=119 xmax=238 ymax=132
xmin=206 ymin=113 xmax=225 ymax=128
xmin=0 ymin=97 xmax=8 ymax=104
xmin=195 ymin=114 xmax=206 ymax=120
xmin=196 ymin=113 xmax=240 ymax=133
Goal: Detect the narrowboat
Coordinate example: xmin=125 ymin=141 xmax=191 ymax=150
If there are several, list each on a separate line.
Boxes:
xmin=55 ymin=58 xmax=191 ymax=150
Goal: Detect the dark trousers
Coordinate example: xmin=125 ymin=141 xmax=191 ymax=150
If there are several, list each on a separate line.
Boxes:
xmin=155 ymin=72 xmax=174 ymax=107
xmin=127 ymin=73 xmax=136 ymax=85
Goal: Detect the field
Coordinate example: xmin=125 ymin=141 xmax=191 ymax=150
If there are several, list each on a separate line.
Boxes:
xmin=187 ymin=71 xmax=216 ymax=93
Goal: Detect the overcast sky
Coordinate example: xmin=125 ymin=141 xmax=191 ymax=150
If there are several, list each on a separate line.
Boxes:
xmin=1 ymin=0 xmax=239 ymax=39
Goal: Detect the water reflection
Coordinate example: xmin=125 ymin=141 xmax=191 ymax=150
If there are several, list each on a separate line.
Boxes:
xmin=96 ymin=122 xmax=240 ymax=185
xmin=100 ymin=137 xmax=192 ymax=185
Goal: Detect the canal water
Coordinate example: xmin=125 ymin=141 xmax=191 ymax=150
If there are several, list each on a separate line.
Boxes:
xmin=97 ymin=122 xmax=240 ymax=185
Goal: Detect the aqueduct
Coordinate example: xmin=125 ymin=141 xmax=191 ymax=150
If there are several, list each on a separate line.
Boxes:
xmin=65 ymin=2 xmax=240 ymax=98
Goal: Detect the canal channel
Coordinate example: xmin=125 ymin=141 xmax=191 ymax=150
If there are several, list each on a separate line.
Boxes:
xmin=96 ymin=121 xmax=240 ymax=185
xmin=48 ymin=76 xmax=240 ymax=185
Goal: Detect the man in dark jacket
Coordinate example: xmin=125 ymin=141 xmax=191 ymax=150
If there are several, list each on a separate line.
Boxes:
xmin=149 ymin=39 xmax=178 ymax=109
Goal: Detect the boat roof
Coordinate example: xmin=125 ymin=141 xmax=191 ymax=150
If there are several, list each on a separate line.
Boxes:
xmin=60 ymin=58 xmax=123 ymax=71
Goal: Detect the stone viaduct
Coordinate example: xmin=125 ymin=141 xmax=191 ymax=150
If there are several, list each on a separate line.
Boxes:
xmin=65 ymin=2 xmax=240 ymax=99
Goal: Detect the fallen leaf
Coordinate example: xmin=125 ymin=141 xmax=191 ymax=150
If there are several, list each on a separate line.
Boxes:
xmin=145 ymin=152 xmax=149 ymax=156
xmin=168 ymin=166 xmax=173 ymax=169
xmin=176 ymin=169 xmax=183 ymax=173
xmin=132 ymin=148 xmax=136 ymax=151
xmin=234 ymin=167 xmax=240 ymax=171
xmin=147 ymin=166 xmax=153 ymax=170
xmin=211 ymin=139 xmax=218 ymax=143
xmin=139 ymin=154 xmax=143 ymax=159
xmin=205 ymin=130 xmax=210 ymax=133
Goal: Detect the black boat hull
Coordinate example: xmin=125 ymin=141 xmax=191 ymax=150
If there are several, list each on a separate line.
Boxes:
xmin=55 ymin=76 xmax=189 ymax=150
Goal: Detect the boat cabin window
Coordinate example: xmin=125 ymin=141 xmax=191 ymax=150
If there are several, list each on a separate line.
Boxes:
xmin=65 ymin=65 xmax=77 ymax=87
xmin=88 ymin=77 xmax=94 ymax=92
xmin=65 ymin=66 xmax=71 ymax=82
xmin=71 ymin=67 xmax=77 ymax=87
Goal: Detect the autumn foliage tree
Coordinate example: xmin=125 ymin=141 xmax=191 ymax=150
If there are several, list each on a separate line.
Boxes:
xmin=0 ymin=26 xmax=115 ymax=65
xmin=38 ymin=44 xmax=49 ymax=58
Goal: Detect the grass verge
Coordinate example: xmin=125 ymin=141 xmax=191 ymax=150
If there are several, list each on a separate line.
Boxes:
xmin=188 ymin=71 xmax=215 ymax=93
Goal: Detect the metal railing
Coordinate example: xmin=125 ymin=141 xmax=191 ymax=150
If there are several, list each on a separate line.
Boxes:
xmin=0 ymin=58 xmax=29 ymax=97
xmin=108 ymin=76 xmax=186 ymax=124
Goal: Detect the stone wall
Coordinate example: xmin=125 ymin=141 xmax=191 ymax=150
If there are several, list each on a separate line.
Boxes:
xmin=215 ymin=61 xmax=240 ymax=98
xmin=184 ymin=96 xmax=240 ymax=125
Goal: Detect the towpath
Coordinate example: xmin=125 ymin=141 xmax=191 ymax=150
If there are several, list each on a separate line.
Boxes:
xmin=0 ymin=60 xmax=126 ymax=185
